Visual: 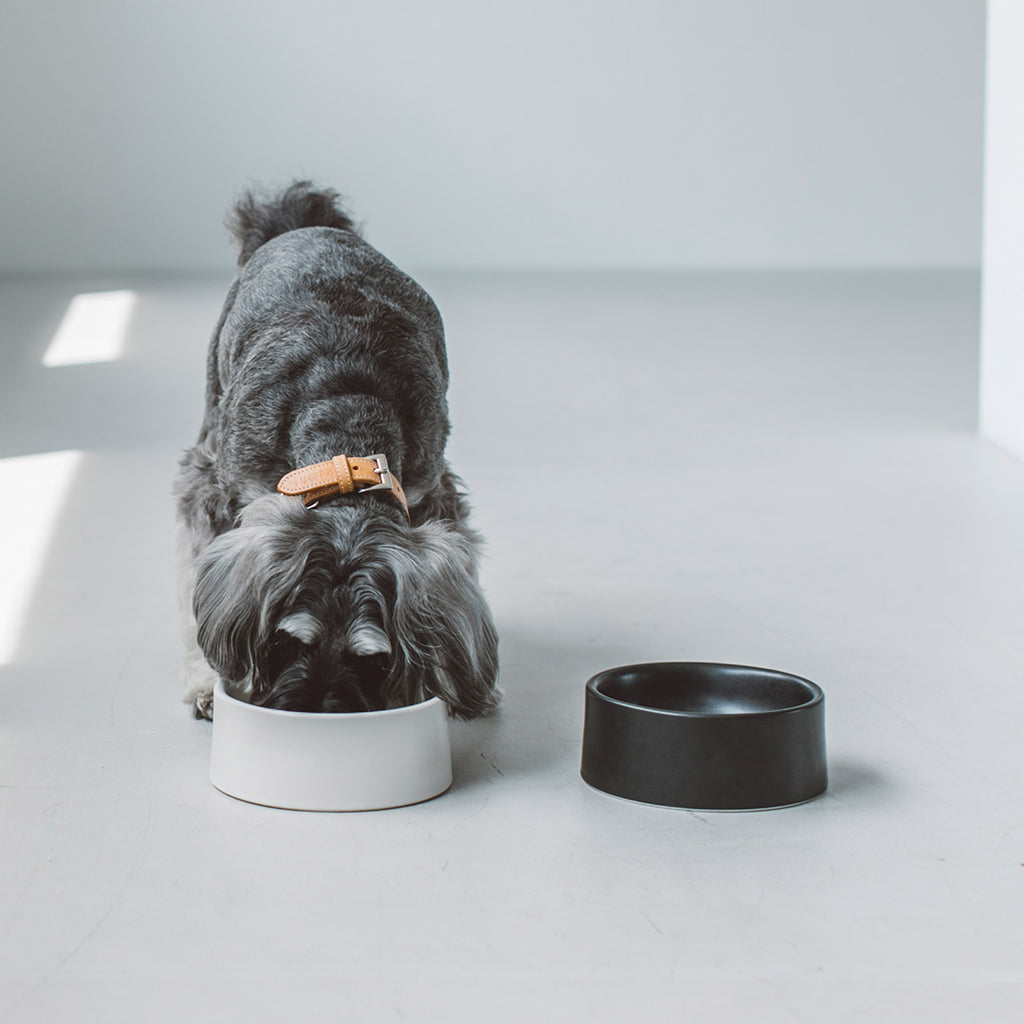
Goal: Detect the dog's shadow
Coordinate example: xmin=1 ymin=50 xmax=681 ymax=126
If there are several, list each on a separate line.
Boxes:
xmin=447 ymin=621 xmax=651 ymax=796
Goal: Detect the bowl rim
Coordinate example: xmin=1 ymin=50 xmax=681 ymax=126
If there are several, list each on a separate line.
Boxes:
xmin=213 ymin=678 xmax=447 ymax=721
xmin=586 ymin=661 xmax=824 ymax=720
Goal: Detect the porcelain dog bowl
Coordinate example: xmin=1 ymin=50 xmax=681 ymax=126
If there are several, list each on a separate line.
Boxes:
xmin=581 ymin=662 xmax=826 ymax=810
xmin=210 ymin=680 xmax=453 ymax=811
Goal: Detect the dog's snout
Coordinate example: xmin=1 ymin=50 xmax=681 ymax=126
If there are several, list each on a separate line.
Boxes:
xmin=255 ymin=648 xmax=391 ymax=714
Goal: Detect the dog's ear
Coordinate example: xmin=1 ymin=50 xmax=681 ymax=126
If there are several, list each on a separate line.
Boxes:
xmin=369 ymin=521 xmax=500 ymax=718
xmin=193 ymin=495 xmax=312 ymax=684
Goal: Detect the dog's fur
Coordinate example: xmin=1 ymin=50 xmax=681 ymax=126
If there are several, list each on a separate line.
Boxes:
xmin=174 ymin=181 xmax=500 ymax=719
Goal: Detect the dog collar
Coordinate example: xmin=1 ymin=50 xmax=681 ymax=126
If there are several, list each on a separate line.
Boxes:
xmin=277 ymin=453 xmax=409 ymax=521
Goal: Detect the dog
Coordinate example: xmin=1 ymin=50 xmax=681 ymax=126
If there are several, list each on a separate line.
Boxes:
xmin=174 ymin=181 xmax=500 ymax=719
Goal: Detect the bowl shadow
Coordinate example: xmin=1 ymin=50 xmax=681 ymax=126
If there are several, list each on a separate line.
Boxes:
xmin=824 ymin=757 xmax=894 ymax=801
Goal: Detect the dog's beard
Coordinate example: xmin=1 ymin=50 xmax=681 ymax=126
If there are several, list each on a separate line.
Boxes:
xmin=253 ymin=631 xmax=392 ymax=712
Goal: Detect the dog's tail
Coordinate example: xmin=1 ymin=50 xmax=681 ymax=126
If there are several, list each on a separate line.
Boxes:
xmin=226 ymin=180 xmax=360 ymax=267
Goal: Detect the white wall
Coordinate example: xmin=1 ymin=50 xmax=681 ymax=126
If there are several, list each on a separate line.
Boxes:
xmin=980 ymin=0 xmax=1024 ymax=461
xmin=0 ymin=0 xmax=983 ymax=273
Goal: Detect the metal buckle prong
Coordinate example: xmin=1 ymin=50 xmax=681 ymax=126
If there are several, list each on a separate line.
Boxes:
xmin=362 ymin=453 xmax=394 ymax=493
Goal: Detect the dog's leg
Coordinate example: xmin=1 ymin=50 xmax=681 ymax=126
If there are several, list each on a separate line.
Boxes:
xmin=176 ymin=519 xmax=220 ymax=719
xmin=174 ymin=444 xmax=230 ymax=720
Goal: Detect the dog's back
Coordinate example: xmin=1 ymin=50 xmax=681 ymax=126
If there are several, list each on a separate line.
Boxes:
xmin=206 ymin=183 xmax=452 ymax=509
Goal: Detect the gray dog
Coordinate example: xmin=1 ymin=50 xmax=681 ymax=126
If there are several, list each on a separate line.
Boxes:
xmin=175 ymin=181 xmax=500 ymax=719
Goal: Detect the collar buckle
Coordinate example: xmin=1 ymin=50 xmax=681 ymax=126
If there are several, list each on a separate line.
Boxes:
xmin=361 ymin=453 xmax=394 ymax=493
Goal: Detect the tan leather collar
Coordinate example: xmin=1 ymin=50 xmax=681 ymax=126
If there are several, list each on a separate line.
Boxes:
xmin=277 ymin=453 xmax=409 ymax=522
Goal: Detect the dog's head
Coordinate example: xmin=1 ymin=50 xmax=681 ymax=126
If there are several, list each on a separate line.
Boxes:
xmin=193 ymin=494 xmax=499 ymax=716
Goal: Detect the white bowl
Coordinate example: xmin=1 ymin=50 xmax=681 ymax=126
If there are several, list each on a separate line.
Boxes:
xmin=210 ymin=680 xmax=453 ymax=811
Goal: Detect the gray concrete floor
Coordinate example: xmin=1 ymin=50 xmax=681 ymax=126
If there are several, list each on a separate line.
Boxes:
xmin=0 ymin=269 xmax=1022 ymax=1022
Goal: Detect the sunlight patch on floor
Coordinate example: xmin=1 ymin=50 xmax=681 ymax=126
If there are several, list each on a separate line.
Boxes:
xmin=0 ymin=450 xmax=84 ymax=664
xmin=42 ymin=290 xmax=136 ymax=367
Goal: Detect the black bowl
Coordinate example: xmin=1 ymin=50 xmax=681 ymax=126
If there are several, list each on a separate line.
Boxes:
xmin=581 ymin=662 xmax=827 ymax=810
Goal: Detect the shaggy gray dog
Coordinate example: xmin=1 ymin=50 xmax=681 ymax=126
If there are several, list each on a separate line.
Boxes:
xmin=175 ymin=181 xmax=500 ymax=719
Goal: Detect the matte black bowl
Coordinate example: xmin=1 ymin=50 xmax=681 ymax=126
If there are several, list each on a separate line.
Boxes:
xmin=581 ymin=662 xmax=827 ymax=810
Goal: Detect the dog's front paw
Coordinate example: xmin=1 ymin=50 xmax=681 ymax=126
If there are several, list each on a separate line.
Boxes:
xmin=190 ymin=689 xmax=215 ymax=720
xmin=182 ymin=657 xmax=218 ymax=720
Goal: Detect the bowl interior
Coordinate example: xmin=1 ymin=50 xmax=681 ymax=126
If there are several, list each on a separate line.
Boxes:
xmin=215 ymin=679 xmax=445 ymax=722
xmin=591 ymin=662 xmax=820 ymax=716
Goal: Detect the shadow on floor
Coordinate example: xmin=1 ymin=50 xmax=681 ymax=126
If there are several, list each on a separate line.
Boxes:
xmin=825 ymin=757 xmax=894 ymax=802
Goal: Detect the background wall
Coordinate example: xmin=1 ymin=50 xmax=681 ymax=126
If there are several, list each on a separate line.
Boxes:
xmin=0 ymin=0 xmax=984 ymax=273
xmin=980 ymin=0 xmax=1024 ymax=460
